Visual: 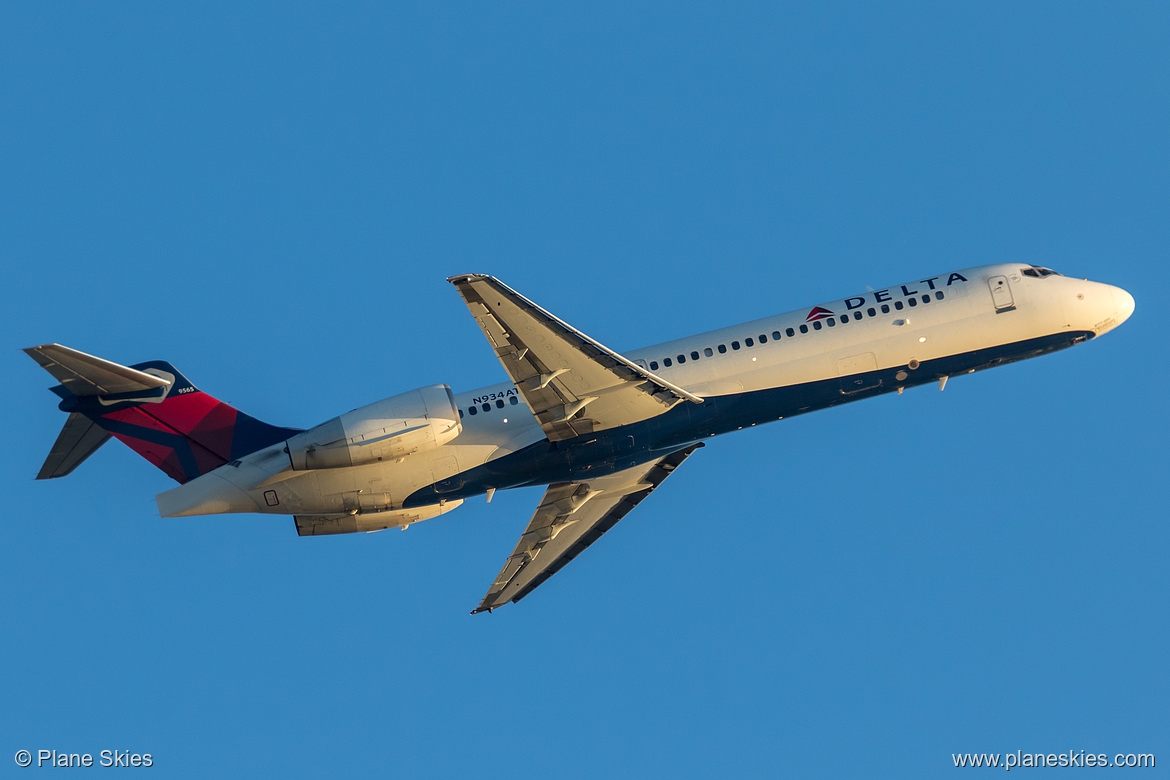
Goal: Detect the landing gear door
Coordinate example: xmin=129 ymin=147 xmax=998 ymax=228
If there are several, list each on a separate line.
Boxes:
xmin=988 ymin=275 xmax=1015 ymax=312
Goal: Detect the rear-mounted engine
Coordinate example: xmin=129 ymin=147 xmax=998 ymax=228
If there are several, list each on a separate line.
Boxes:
xmin=286 ymin=384 xmax=461 ymax=470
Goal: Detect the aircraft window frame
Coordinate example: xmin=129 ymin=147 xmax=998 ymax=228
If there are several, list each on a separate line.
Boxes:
xmin=459 ymin=409 xmax=464 ymax=419
xmin=786 ymin=328 xmax=795 ymax=337
xmin=935 ymin=291 xmax=944 ymax=300
xmin=718 ymin=344 xmax=727 ymax=354
xmin=691 ymin=350 xmax=700 ymax=360
xmin=664 ymin=357 xmax=673 ymax=367
xmin=867 ymin=308 xmax=876 ymax=317
xmin=799 ymin=324 xmax=808 ymax=334
xmin=496 ymin=399 xmax=505 ymax=409
xmin=826 ymin=318 xmax=835 ymax=328
xmin=772 ymin=331 xmax=782 ymax=340
xmin=677 ymin=354 xmax=686 ymax=364
xmin=894 ymin=300 xmax=904 ymax=310
xmin=732 ymin=341 xmax=741 ymax=350
xmin=510 ymin=396 xmax=518 ymax=405
xmin=650 ymin=361 xmax=658 ymax=370
xmin=468 ymin=406 xmax=477 ymax=416
xmin=704 ymin=347 xmax=714 ymax=357
xmin=482 ymin=403 xmax=491 ymax=412
xmin=758 ymin=334 xmax=767 ymax=343
xmin=881 ymin=304 xmax=890 ymax=314
xmin=839 ymin=315 xmax=849 ymax=324
xmin=907 ymin=297 xmax=917 ymax=307
xmin=921 ymin=295 xmax=930 ymax=304
xmin=813 ymin=320 xmax=822 ymax=330
xmin=853 ymin=312 xmax=863 ymax=321
xmin=745 ymin=337 xmax=754 ymax=347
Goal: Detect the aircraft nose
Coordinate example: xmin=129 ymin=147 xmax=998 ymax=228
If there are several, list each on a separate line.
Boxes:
xmin=1112 ymin=286 xmax=1136 ymax=325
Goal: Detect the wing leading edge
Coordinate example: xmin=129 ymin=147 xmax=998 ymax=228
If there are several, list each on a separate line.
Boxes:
xmin=473 ymin=443 xmax=703 ymax=614
xmin=448 ymin=274 xmax=702 ymax=441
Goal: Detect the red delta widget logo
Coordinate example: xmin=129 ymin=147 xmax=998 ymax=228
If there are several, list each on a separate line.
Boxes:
xmin=805 ymin=306 xmax=835 ymax=322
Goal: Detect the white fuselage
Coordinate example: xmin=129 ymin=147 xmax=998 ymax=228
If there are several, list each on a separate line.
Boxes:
xmin=157 ymin=263 xmax=1134 ymax=524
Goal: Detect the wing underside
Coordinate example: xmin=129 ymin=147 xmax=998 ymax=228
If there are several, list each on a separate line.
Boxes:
xmin=474 ymin=443 xmax=702 ymax=613
xmin=448 ymin=275 xmax=701 ymax=441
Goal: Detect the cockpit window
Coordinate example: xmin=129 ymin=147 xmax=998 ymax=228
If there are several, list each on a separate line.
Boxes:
xmin=1023 ymin=265 xmax=1061 ymax=278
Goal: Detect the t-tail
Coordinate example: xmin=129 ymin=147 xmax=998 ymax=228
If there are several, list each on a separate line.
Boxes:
xmin=25 ymin=344 xmax=300 ymax=483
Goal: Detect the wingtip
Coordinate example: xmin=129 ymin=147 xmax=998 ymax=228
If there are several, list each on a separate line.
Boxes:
xmin=447 ymin=273 xmax=492 ymax=285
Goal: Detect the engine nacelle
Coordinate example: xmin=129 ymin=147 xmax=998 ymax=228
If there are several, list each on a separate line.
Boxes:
xmin=294 ymin=499 xmax=464 ymax=536
xmin=286 ymin=384 xmax=461 ymax=470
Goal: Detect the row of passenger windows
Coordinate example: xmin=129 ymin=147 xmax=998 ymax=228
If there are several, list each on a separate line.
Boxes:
xmin=459 ymin=395 xmax=520 ymax=418
xmin=457 ymin=289 xmax=949 ymax=417
xmin=646 ymin=291 xmax=946 ymax=371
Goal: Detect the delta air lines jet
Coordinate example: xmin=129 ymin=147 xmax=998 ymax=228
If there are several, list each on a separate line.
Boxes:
xmin=26 ymin=264 xmax=1134 ymax=613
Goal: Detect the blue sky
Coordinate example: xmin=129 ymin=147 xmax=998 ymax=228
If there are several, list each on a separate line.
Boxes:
xmin=2 ymin=3 xmax=1166 ymax=777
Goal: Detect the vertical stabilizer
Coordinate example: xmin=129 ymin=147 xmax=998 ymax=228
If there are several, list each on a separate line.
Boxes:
xmin=26 ymin=344 xmax=301 ymax=483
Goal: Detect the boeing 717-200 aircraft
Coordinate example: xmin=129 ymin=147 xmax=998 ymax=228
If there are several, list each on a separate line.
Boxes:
xmin=26 ymin=264 xmax=1134 ymax=613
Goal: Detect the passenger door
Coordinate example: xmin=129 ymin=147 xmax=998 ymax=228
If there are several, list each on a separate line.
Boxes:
xmin=988 ymin=275 xmax=1016 ymax=312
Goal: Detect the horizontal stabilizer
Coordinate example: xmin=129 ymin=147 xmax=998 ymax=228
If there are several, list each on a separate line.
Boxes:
xmin=24 ymin=343 xmax=171 ymax=397
xmin=36 ymin=412 xmax=112 ymax=479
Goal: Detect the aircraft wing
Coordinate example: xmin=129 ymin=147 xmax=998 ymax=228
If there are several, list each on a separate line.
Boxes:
xmin=448 ymin=275 xmax=702 ymax=441
xmin=473 ymin=443 xmax=702 ymax=613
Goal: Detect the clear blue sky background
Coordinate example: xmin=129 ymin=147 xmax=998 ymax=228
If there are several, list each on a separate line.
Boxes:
xmin=2 ymin=3 xmax=1166 ymax=777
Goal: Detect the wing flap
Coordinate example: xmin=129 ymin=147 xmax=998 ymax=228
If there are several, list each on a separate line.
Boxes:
xmin=449 ymin=275 xmax=701 ymax=441
xmin=474 ymin=442 xmax=703 ymax=613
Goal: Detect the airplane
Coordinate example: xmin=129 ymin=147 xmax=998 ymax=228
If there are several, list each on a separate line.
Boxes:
xmin=25 ymin=263 xmax=1135 ymax=613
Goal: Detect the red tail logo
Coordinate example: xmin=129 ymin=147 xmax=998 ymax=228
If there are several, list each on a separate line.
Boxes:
xmin=805 ymin=306 xmax=835 ymax=322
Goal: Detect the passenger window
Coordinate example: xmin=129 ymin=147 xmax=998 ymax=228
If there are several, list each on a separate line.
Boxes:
xmin=826 ymin=318 xmax=835 ymax=327
xmin=907 ymin=297 xmax=917 ymax=307
xmin=881 ymin=304 xmax=890 ymax=314
xmin=867 ymin=308 xmax=876 ymax=317
xmin=786 ymin=328 xmax=795 ymax=337
xmin=922 ymin=295 xmax=930 ymax=304
xmin=650 ymin=361 xmax=658 ymax=370
xmin=840 ymin=316 xmax=849 ymax=324
xmin=468 ymin=406 xmax=477 ymax=416
xmin=482 ymin=403 xmax=491 ymax=412
xmin=894 ymin=300 xmax=904 ymax=310
xmin=691 ymin=351 xmax=700 ymax=360
xmin=935 ymin=291 xmax=944 ymax=300
xmin=510 ymin=396 xmax=518 ymax=405
xmin=677 ymin=354 xmax=686 ymax=364
xmin=496 ymin=399 xmax=505 ymax=409
xmin=732 ymin=341 xmax=740 ymax=350
xmin=813 ymin=320 xmax=822 ymax=330
xmin=718 ymin=344 xmax=727 ymax=354
xmin=459 ymin=409 xmax=464 ymax=419
xmin=799 ymin=324 xmax=808 ymax=334
xmin=759 ymin=334 xmax=767 ymax=343
xmin=704 ymin=347 xmax=713 ymax=357
xmin=853 ymin=311 xmax=862 ymax=321
xmin=745 ymin=338 xmax=754 ymax=347
xmin=772 ymin=331 xmax=782 ymax=340
xmin=664 ymin=357 xmax=672 ymax=367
